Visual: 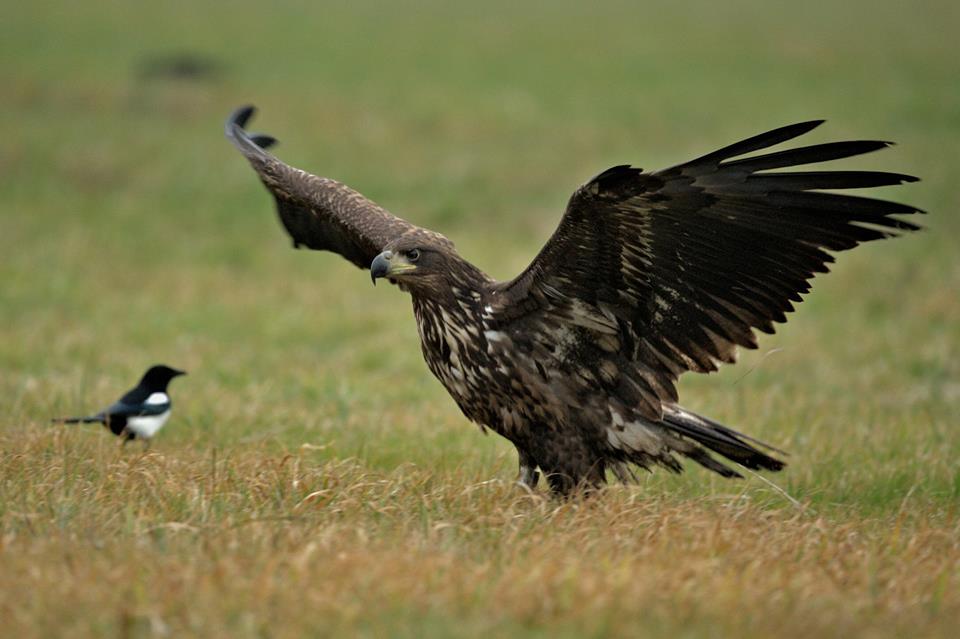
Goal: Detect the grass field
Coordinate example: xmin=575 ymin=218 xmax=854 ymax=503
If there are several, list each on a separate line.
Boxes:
xmin=2 ymin=0 xmax=959 ymax=636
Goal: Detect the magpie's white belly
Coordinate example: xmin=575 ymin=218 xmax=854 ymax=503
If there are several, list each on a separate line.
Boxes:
xmin=126 ymin=410 xmax=171 ymax=439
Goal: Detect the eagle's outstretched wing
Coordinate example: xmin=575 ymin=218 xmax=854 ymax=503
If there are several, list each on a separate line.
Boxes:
xmin=491 ymin=121 xmax=922 ymax=421
xmin=226 ymin=105 xmax=429 ymax=269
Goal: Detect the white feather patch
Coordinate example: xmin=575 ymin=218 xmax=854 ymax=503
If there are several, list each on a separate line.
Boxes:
xmin=127 ymin=410 xmax=171 ymax=439
xmin=145 ymin=392 xmax=169 ymax=405
xmin=606 ymin=408 xmax=663 ymax=454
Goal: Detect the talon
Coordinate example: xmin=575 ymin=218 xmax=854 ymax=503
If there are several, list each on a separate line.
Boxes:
xmin=517 ymin=464 xmax=540 ymax=489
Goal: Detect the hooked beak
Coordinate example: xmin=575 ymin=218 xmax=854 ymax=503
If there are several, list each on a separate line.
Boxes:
xmin=370 ymin=250 xmax=416 ymax=285
xmin=370 ymin=251 xmax=390 ymax=285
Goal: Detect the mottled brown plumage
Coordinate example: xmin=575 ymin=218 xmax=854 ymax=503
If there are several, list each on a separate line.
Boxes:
xmin=227 ymin=106 xmax=921 ymax=495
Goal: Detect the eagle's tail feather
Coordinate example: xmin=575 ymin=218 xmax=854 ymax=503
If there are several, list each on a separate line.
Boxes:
xmin=681 ymin=448 xmax=744 ymax=478
xmin=661 ymin=406 xmax=786 ymax=474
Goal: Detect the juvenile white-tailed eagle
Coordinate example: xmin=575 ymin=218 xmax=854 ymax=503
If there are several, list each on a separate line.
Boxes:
xmin=227 ymin=106 xmax=920 ymax=494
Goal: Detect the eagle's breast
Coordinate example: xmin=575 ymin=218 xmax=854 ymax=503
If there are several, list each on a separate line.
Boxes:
xmin=412 ymin=288 xmax=537 ymax=436
xmin=411 ymin=288 xmax=577 ymax=443
xmin=413 ymin=294 xmax=487 ymax=407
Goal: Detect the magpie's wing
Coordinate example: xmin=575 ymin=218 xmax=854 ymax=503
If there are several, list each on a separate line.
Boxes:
xmin=104 ymin=400 xmax=170 ymax=418
xmin=226 ymin=105 xmax=450 ymax=269
xmin=103 ymin=384 xmax=170 ymax=419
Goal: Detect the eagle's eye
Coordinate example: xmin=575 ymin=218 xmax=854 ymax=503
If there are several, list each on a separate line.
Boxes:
xmin=406 ymin=249 xmax=421 ymax=262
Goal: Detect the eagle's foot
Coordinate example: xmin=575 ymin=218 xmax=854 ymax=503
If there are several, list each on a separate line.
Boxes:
xmin=517 ymin=464 xmax=540 ymax=490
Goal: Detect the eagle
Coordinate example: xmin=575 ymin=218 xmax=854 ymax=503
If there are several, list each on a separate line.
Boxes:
xmin=226 ymin=106 xmax=920 ymax=495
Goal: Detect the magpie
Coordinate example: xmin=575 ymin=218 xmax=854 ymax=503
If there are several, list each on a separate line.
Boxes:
xmin=53 ymin=364 xmax=186 ymax=444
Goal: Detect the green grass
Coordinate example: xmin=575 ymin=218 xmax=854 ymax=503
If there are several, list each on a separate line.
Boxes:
xmin=1 ymin=0 xmax=959 ymax=636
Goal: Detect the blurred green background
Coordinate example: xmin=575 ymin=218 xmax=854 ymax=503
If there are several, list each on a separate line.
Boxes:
xmin=2 ymin=0 xmax=958 ymax=507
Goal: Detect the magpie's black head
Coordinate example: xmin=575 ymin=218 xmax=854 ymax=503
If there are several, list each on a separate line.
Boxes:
xmin=139 ymin=364 xmax=187 ymax=390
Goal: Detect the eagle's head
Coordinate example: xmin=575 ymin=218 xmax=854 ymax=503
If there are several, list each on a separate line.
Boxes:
xmin=370 ymin=231 xmax=480 ymax=296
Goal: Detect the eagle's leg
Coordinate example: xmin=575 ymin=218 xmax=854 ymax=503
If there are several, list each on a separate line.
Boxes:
xmin=543 ymin=457 xmax=606 ymax=497
xmin=516 ymin=447 xmax=540 ymax=489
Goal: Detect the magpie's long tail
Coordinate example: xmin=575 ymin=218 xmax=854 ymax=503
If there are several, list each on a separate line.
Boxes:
xmin=661 ymin=405 xmax=787 ymax=478
xmin=52 ymin=415 xmax=103 ymax=424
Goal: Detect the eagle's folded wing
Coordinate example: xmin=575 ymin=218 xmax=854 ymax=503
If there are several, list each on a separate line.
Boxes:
xmin=226 ymin=106 xmax=422 ymax=270
xmin=491 ymin=121 xmax=922 ymax=420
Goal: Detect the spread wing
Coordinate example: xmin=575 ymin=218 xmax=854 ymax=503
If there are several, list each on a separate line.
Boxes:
xmin=226 ymin=105 xmax=430 ymax=269
xmin=491 ymin=120 xmax=922 ymax=421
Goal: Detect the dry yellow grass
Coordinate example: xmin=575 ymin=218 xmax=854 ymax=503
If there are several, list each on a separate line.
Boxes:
xmin=3 ymin=428 xmax=958 ymax=638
